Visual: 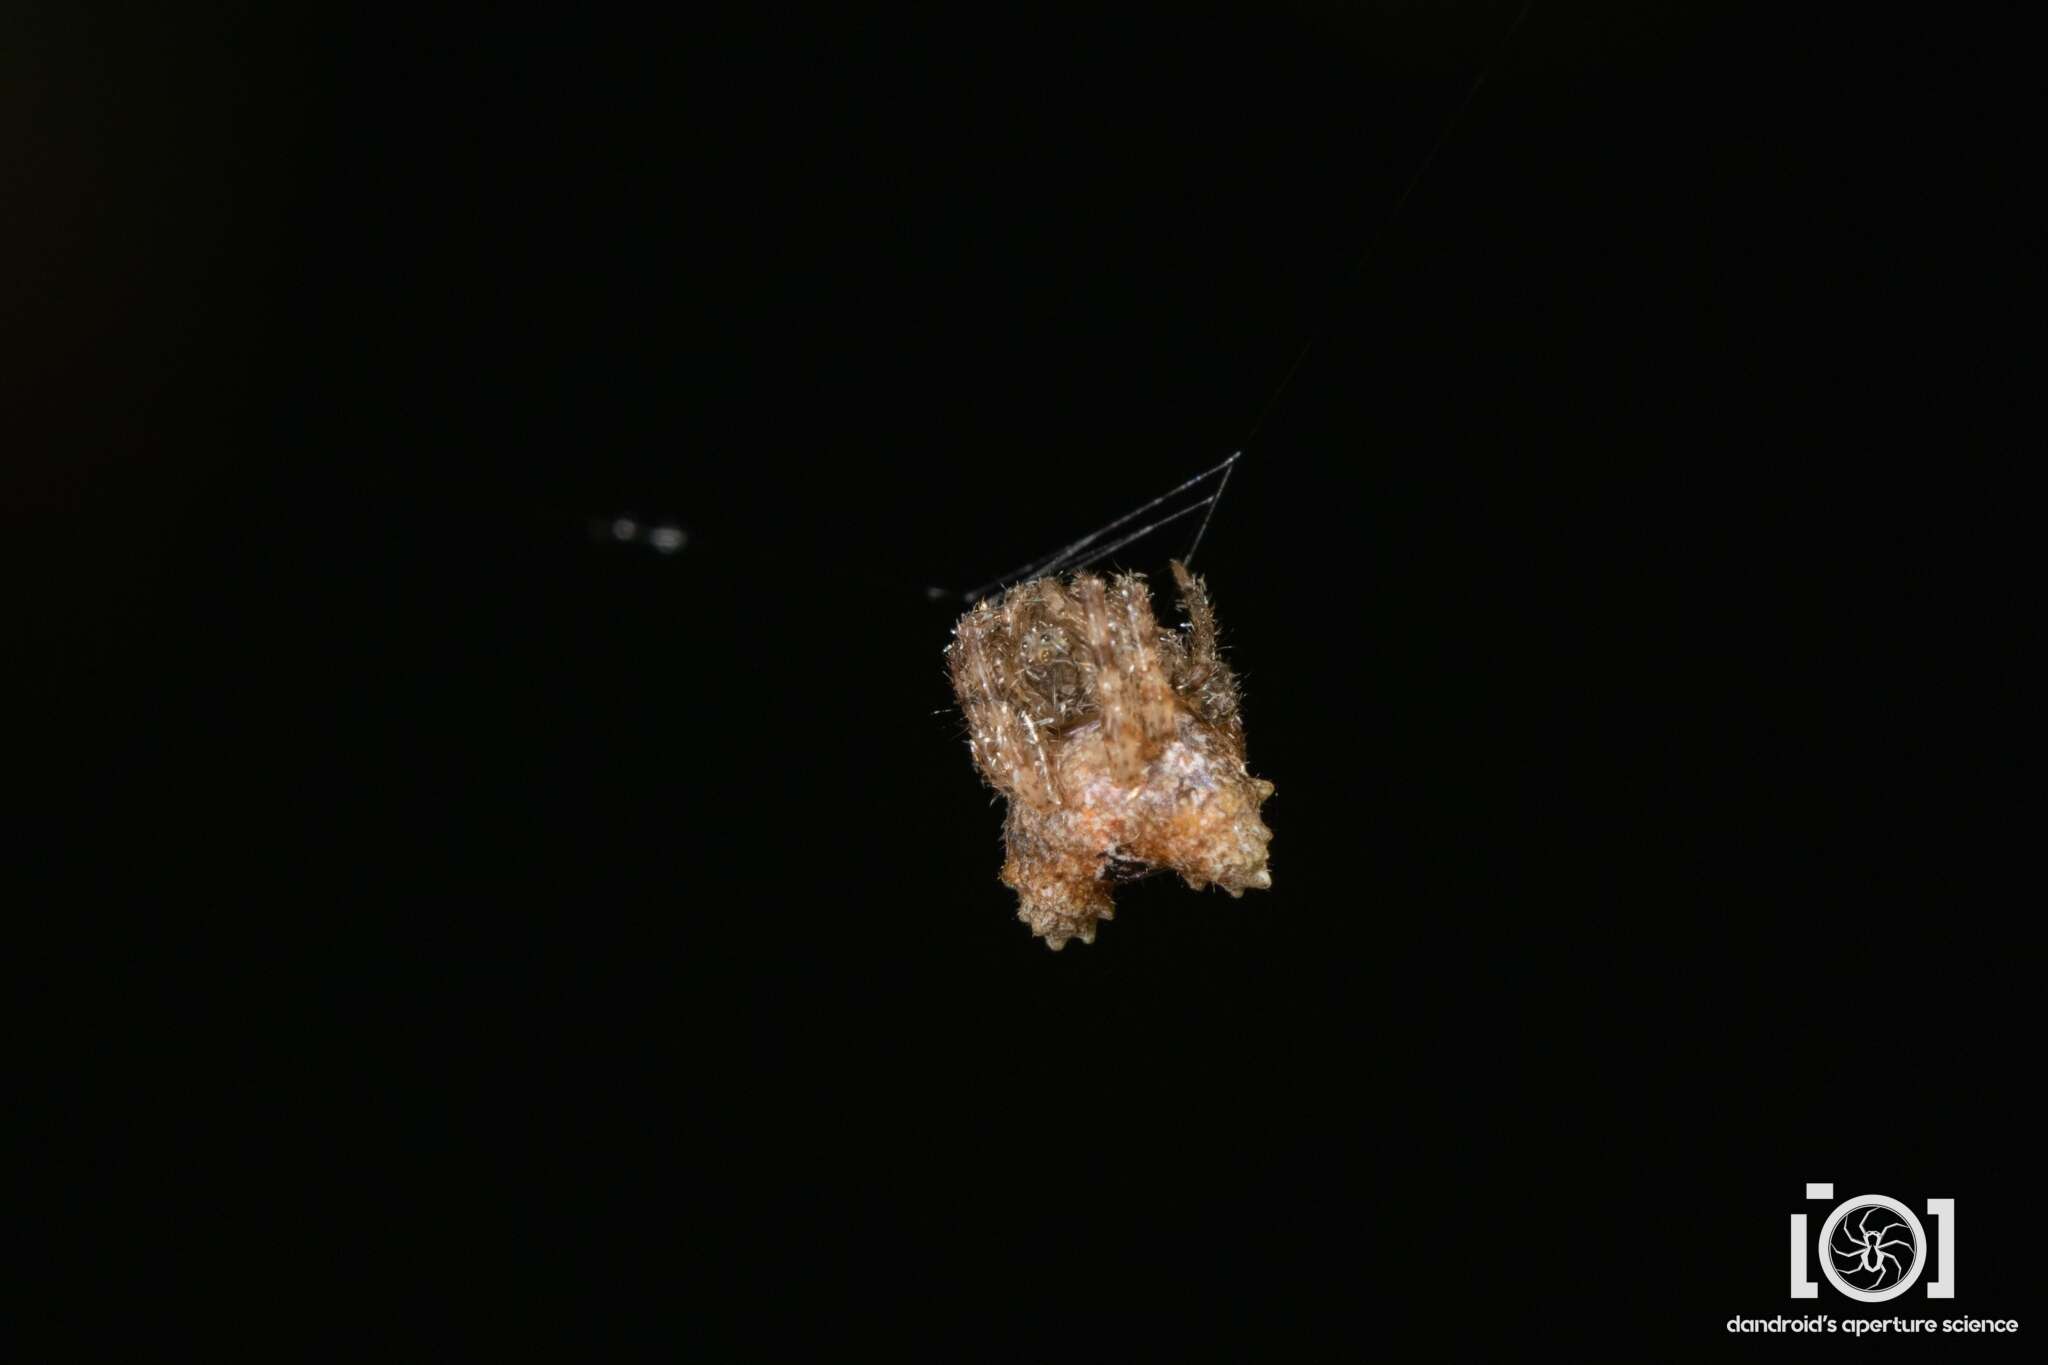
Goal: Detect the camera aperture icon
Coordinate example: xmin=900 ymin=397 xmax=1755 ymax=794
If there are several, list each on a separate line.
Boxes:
xmin=1820 ymin=1195 xmax=1926 ymax=1302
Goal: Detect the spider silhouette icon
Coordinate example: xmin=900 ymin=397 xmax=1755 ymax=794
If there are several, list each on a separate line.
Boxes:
xmin=1829 ymin=1206 xmax=1918 ymax=1291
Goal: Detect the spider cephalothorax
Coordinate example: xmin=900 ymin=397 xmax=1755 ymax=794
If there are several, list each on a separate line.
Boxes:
xmin=947 ymin=560 xmax=1274 ymax=949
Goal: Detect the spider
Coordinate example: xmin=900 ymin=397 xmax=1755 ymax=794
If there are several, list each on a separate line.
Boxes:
xmin=947 ymin=558 xmax=1274 ymax=949
xmin=1829 ymin=1207 xmax=1914 ymax=1289
xmin=936 ymin=7 xmax=1536 ymax=950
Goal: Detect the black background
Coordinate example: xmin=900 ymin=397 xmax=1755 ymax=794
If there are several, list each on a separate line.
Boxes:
xmin=17 ymin=1 xmax=2036 ymax=1353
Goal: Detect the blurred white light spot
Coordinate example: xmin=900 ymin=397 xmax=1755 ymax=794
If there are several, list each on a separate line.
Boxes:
xmin=649 ymin=525 xmax=687 ymax=554
xmin=612 ymin=517 xmax=638 ymax=541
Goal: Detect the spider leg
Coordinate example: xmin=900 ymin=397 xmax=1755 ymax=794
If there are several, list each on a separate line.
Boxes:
xmin=1876 ymin=1237 xmax=1911 ymax=1252
xmin=1878 ymin=1250 xmax=1901 ymax=1283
